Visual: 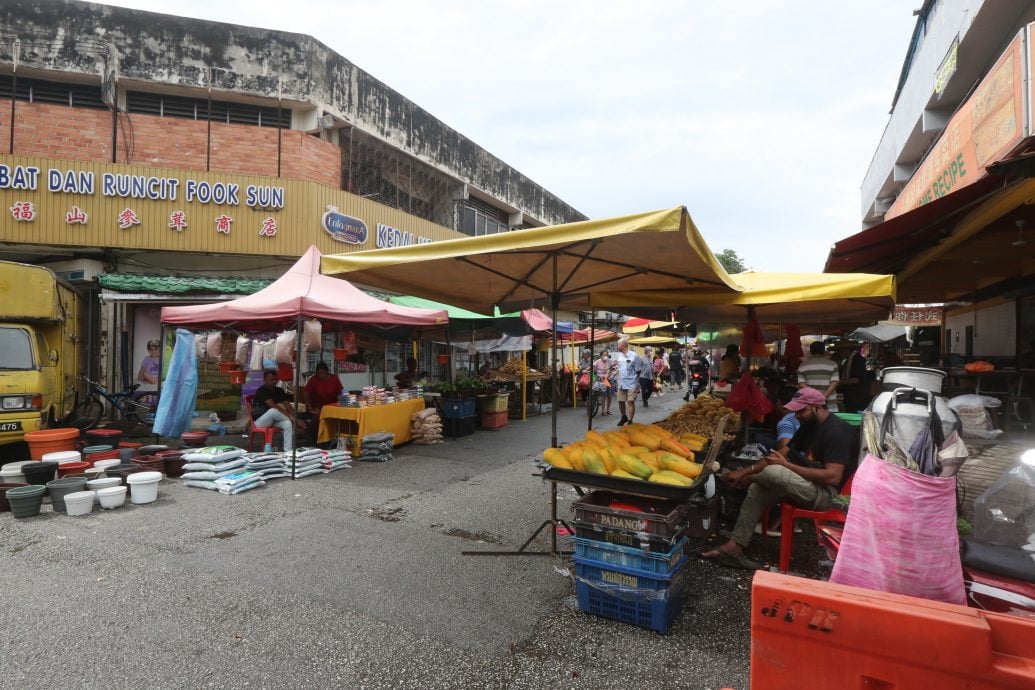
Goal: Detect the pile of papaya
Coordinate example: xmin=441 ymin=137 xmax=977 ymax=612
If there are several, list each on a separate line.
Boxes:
xmin=656 ymin=394 xmax=739 ymax=440
xmin=542 ymin=423 xmax=708 ymax=487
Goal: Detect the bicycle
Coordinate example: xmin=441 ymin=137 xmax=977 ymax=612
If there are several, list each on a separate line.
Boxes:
xmin=66 ymin=376 xmax=158 ymax=431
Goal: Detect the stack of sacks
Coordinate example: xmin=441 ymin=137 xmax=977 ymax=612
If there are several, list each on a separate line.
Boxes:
xmin=411 ymin=408 xmax=444 ymax=445
xmin=355 ymin=432 xmax=394 ymax=462
xmin=215 ymin=470 xmax=266 ymax=495
xmin=181 ymin=446 xmax=248 ymax=491
xmin=321 ymin=449 xmax=352 ymax=474
xmin=245 ymin=451 xmax=290 ymax=481
xmin=287 ymin=447 xmax=325 ymax=478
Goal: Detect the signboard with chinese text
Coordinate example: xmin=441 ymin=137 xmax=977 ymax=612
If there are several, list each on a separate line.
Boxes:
xmin=886 ymin=306 xmax=943 ymax=327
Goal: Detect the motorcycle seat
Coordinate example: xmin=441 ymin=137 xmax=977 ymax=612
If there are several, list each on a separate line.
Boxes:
xmin=962 ymin=538 xmax=1035 ymax=584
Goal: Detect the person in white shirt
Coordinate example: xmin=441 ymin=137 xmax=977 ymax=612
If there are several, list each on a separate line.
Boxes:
xmin=795 ymin=341 xmax=840 ymax=412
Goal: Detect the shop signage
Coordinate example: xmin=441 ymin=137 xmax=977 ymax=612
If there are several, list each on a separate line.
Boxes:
xmin=321 ymin=205 xmax=367 ymax=244
xmin=375 ymin=222 xmax=433 ymax=248
xmin=887 ymin=306 xmax=943 ymax=327
xmin=935 ymin=39 xmax=958 ymax=97
xmin=885 ymin=33 xmax=1024 ymax=219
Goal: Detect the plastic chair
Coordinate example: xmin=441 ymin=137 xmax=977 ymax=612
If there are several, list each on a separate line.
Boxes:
xmin=244 ymin=395 xmax=279 ymax=451
xmin=764 ymin=474 xmax=854 ymax=573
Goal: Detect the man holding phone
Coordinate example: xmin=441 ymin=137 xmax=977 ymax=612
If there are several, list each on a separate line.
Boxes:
xmin=701 ymin=387 xmax=857 ymax=569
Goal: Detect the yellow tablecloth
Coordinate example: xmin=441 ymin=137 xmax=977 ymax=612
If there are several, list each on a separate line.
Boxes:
xmin=316 ymin=398 xmax=426 ymax=447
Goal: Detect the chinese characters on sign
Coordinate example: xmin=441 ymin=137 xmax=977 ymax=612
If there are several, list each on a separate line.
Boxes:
xmin=9 ymin=201 xmax=36 ymax=221
xmin=215 ymin=214 xmax=233 ymax=235
xmin=168 ymin=211 xmax=188 ymax=232
xmin=66 ymin=206 xmax=88 ymax=225
xmin=258 ymin=217 xmax=277 ymax=237
xmin=887 ymin=307 xmax=943 ymax=327
xmin=117 ymin=208 xmax=141 ymax=230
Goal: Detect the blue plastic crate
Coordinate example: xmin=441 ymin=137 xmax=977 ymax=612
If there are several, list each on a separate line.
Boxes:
xmin=573 ymin=536 xmax=687 ymax=575
xmin=573 ymin=554 xmax=687 ymax=591
xmin=575 ymin=568 xmax=688 ymax=634
xmin=440 ymin=398 xmax=476 ymax=419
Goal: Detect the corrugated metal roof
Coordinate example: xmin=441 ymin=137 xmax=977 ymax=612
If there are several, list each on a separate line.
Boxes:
xmin=98 ymin=273 xmax=273 ymax=295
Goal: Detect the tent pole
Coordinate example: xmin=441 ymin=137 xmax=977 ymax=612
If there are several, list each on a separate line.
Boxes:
xmin=588 ymin=313 xmax=596 ymax=431
xmin=292 ymin=315 xmax=302 ymax=479
xmin=570 ymin=339 xmax=576 ymax=409
xmin=550 ymin=255 xmax=559 ymax=449
xmin=446 ymin=325 xmax=454 ymax=388
xmin=521 ymin=348 xmax=527 ymax=421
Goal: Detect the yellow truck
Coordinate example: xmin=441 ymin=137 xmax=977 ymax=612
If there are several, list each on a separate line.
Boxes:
xmin=0 ymin=260 xmax=84 ymax=446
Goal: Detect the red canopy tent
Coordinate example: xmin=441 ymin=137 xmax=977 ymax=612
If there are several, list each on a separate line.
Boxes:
xmin=161 ymin=246 xmax=448 ymax=330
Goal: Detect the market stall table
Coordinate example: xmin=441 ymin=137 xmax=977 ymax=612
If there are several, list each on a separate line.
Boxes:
xmin=317 ymin=398 xmax=426 ymax=450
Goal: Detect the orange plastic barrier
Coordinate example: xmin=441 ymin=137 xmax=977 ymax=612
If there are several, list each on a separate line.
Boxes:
xmin=751 ymin=571 xmax=1035 ymax=689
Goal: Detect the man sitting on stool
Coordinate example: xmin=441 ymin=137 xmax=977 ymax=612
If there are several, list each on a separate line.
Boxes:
xmin=701 ymin=387 xmax=857 ymax=570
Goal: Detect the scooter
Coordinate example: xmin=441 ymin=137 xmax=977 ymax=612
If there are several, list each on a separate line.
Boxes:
xmin=684 ymin=360 xmax=708 ymax=401
xmin=812 ymin=524 xmax=1035 ymax=617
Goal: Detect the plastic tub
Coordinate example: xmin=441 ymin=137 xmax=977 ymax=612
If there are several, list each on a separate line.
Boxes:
xmin=56 ymin=461 xmax=91 ymax=479
xmin=22 ymin=461 xmax=59 ymax=485
xmin=0 ymin=482 xmax=29 ymax=512
xmin=87 ymin=477 xmax=121 ymax=503
xmin=92 ymin=458 xmax=122 ymax=472
xmin=96 ymin=485 xmax=127 ymax=509
xmin=136 ymin=445 xmax=169 ymax=457
xmin=126 ymin=471 xmax=163 ymax=504
xmin=85 ymin=428 xmax=123 ymax=447
xmin=159 ymin=452 xmax=188 ymax=478
xmin=24 ymin=428 xmax=80 ymax=460
xmin=0 ymin=460 xmax=34 ymax=485
xmin=83 ymin=467 xmax=106 ymax=480
xmin=180 ymin=431 xmax=209 ymax=447
xmin=6 ymin=484 xmax=46 ymax=518
xmin=117 ymin=440 xmax=144 ymax=450
xmin=46 ymin=477 xmax=88 ymax=513
xmin=106 ymin=464 xmax=144 ymax=486
xmin=42 ymin=450 xmax=81 ymax=465
xmin=63 ymin=490 xmax=95 ymax=517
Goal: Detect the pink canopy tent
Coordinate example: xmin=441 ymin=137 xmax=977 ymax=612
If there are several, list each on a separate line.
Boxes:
xmin=161 ymin=246 xmax=448 ymax=330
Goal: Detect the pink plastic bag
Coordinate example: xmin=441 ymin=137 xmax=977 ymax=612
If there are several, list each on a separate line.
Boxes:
xmin=830 ymin=454 xmax=965 ymax=605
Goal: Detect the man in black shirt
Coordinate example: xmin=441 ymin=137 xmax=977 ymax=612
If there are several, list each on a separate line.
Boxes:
xmin=702 ymin=387 xmax=857 ymax=569
xmin=252 ymin=369 xmax=305 ymax=451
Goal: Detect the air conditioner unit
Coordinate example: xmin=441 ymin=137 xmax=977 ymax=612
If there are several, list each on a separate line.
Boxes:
xmin=318 ymin=113 xmax=335 ymax=130
xmin=44 ymin=258 xmax=105 ymax=283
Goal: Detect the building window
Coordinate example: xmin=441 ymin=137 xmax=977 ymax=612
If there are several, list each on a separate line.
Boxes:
xmin=0 ymin=75 xmax=106 ymax=109
xmin=458 ymin=197 xmax=509 ymax=237
xmin=126 ymin=91 xmax=289 ymax=128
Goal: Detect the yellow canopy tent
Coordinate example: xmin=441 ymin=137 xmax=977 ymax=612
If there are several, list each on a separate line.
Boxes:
xmin=629 ymin=335 xmax=680 ymax=345
xmin=322 ymin=206 xmax=740 ymax=448
xmin=595 ymin=271 xmax=896 ymax=329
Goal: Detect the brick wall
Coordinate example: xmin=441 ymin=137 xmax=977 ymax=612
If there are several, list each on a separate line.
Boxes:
xmin=0 ymin=103 xmax=342 ymax=187
xmin=1 ymin=102 xmax=113 ymax=162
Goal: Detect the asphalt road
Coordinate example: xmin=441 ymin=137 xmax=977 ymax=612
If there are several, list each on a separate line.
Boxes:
xmin=0 ymin=388 xmax=827 ymax=689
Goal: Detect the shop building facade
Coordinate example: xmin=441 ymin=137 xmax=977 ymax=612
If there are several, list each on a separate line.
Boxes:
xmin=0 ymin=0 xmax=586 ymax=391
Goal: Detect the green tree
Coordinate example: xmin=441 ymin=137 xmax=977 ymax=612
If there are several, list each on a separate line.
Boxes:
xmin=715 ymin=248 xmax=747 ymax=274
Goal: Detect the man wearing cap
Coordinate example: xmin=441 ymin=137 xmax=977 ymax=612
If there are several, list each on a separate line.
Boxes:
xmin=702 ymin=386 xmax=857 ymax=569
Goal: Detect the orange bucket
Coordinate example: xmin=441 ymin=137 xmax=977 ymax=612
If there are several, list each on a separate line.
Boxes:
xmin=24 ymin=428 xmax=80 ymax=461
xmin=228 ymin=370 xmax=247 ymax=385
xmin=218 ymin=361 xmax=237 ymax=373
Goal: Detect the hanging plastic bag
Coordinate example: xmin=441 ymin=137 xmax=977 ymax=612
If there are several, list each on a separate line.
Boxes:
xmin=206 ymin=330 xmax=223 ymax=361
xmin=262 ymin=340 xmax=277 ymax=370
xmin=303 ymin=319 xmax=322 ymax=352
xmin=830 ymin=454 xmax=964 ymax=605
xmin=235 ymin=336 xmax=250 ymax=369
xmin=274 ymin=331 xmax=296 ymax=364
xmin=973 ymin=458 xmax=1035 ymax=546
xmin=194 ymin=332 xmax=208 ymax=360
xmin=249 ymin=340 xmax=265 ymax=372
xmin=725 ymin=371 xmax=772 ymax=423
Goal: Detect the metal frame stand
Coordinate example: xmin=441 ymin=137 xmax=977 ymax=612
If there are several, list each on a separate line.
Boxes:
xmin=462 ymin=480 xmax=574 ymax=557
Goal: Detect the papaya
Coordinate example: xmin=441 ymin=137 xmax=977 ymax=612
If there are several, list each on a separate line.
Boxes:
xmin=604 ymin=431 xmax=631 ymax=448
xmin=616 ymin=453 xmax=653 ymax=479
xmin=642 ymin=424 xmax=674 ymax=439
xmin=564 ymin=446 xmax=586 ymax=472
xmin=660 ymin=437 xmax=697 ymax=458
xmin=584 ymin=452 xmax=607 ymax=475
xmin=638 ymin=451 xmax=661 ymax=471
xmin=585 ymin=430 xmax=608 ymax=447
xmin=597 ymin=447 xmax=616 ymax=474
xmin=681 ymin=432 xmax=708 ymax=444
xmin=610 ymin=468 xmax=641 ymax=480
xmin=627 ymin=431 xmax=661 ymax=451
xmin=625 ymin=445 xmax=651 ymax=456
xmin=543 ymin=448 xmax=572 ymax=469
xmin=649 ymin=470 xmax=693 ymax=486
xmin=658 ymin=452 xmax=703 ymax=479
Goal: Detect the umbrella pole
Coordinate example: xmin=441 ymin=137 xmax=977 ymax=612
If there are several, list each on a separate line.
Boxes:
xmin=521 ymin=348 xmax=527 ymax=421
xmin=570 ymin=340 xmax=576 ymax=409
xmin=292 ymin=315 xmax=301 ymax=479
xmin=588 ymin=313 xmax=596 ymax=431
xmin=446 ymin=326 xmax=454 ymax=388
xmin=550 ymin=255 xmax=559 ymax=449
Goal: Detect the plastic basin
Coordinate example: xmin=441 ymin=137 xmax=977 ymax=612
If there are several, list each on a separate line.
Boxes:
xmin=87 ymin=477 xmax=121 ymax=503
xmin=126 ymin=471 xmax=163 ymax=504
xmin=46 ymin=477 xmax=88 ymax=513
xmin=86 ymin=428 xmax=123 ymax=446
xmin=42 ymin=450 xmax=81 ymax=464
xmin=24 ymin=428 xmax=80 ymax=460
xmin=136 ymin=445 xmax=169 ymax=457
xmin=92 ymin=459 xmax=122 ymax=472
xmin=6 ymin=484 xmax=46 ymax=518
xmin=63 ymin=490 xmax=95 ymax=517
xmin=96 ymin=485 xmax=127 ymax=509
xmin=0 ymin=482 xmax=29 ymax=512
xmin=21 ymin=462 xmax=59 ymax=485
xmin=56 ymin=461 xmax=91 ymax=479
xmin=0 ymin=460 xmax=34 ymax=484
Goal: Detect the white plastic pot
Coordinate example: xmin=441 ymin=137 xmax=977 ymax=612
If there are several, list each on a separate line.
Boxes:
xmin=87 ymin=477 xmax=121 ymax=503
xmin=92 ymin=459 xmax=122 ymax=472
xmin=126 ymin=471 xmax=163 ymax=504
xmin=63 ymin=490 xmax=95 ymax=517
xmin=42 ymin=450 xmax=81 ymax=464
xmin=0 ymin=460 xmax=34 ymax=484
xmin=96 ymin=485 xmax=127 ymax=510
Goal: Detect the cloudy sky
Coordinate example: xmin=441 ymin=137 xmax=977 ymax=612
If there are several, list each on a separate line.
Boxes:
xmin=105 ymin=1 xmax=916 ymax=272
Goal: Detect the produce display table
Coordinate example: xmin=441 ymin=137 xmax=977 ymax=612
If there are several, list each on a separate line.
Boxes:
xmin=316 ymin=398 xmax=425 ymax=449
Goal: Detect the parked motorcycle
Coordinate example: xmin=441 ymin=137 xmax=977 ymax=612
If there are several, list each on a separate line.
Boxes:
xmin=684 ymin=355 xmax=709 ymax=401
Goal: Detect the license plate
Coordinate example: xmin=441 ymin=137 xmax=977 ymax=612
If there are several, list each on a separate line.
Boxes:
xmin=0 ymin=421 xmax=23 ymax=432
